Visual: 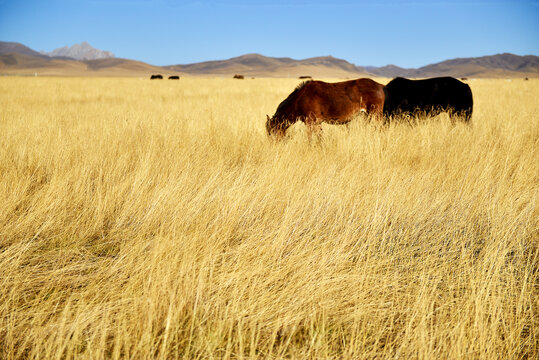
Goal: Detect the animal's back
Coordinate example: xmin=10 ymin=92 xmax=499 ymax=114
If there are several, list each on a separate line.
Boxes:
xmin=275 ymin=79 xmax=384 ymax=121
xmin=273 ymin=80 xmax=315 ymax=120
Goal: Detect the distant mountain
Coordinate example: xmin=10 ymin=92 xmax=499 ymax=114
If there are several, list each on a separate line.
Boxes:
xmin=1 ymin=41 xmax=537 ymax=78
xmin=44 ymin=41 xmax=114 ymax=60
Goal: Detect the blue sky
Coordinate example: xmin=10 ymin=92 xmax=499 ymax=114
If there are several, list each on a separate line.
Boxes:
xmin=1 ymin=0 xmax=538 ymax=68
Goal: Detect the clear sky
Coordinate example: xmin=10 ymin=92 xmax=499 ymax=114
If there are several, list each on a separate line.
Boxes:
xmin=1 ymin=0 xmax=537 ymax=68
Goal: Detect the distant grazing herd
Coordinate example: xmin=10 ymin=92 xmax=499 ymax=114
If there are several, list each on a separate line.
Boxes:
xmin=150 ymin=74 xmax=179 ymax=80
xmin=149 ymin=73 xmax=475 ymax=139
xmin=150 ymin=74 xmax=245 ymax=80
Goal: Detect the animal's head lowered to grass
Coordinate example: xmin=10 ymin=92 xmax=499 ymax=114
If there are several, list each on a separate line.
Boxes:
xmin=265 ymin=114 xmax=288 ymax=139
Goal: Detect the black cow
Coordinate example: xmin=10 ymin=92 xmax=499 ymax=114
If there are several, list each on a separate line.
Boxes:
xmin=168 ymin=75 xmax=180 ymax=80
xmin=383 ymin=77 xmax=473 ymax=123
xmin=150 ymin=74 xmax=163 ymax=79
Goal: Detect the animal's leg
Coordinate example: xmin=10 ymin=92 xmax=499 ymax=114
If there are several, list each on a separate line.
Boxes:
xmin=449 ymin=109 xmax=463 ymax=125
xmin=369 ymin=103 xmax=386 ymax=127
xmin=344 ymin=117 xmax=353 ymax=131
xmin=465 ymin=110 xmax=472 ymax=124
xmin=449 ymin=109 xmax=472 ymax=125
xmin=305 ymin=114 xmax=322 ymax=142
xmin=306 ymin=123 xmax=323 ymax=141
xmin=448 ymin=111 xmax=456 ymax=125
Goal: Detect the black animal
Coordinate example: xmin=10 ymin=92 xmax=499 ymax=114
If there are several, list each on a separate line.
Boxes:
xmin=383 ymin=77 xmax=473 ymax=123
xmin=233 ymin=74 xmax=244 ymax=79
xmin=168 ymin=75 xmax=180 ymax=80
xmin=150 ymin=74 xmax=163 ymax=79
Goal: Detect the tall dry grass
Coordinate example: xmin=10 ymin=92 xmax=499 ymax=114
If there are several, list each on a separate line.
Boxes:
xmin=0 ymin=76 xmax=537 ymax=359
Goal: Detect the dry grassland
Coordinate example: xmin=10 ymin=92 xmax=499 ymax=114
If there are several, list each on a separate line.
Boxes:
xmin=0 ymin=77 xmax=537 ymax=359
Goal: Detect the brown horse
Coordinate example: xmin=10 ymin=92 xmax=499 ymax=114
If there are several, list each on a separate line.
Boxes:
xmin=266 ymin=78 xmax=385 ymax=139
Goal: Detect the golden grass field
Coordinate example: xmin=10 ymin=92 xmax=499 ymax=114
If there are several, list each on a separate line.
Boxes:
xmin=0 ymin=76 xmax=537 ymax=359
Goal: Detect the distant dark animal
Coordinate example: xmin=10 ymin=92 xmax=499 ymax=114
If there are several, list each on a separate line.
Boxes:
xmin=299 ymin=76 xmax=312 ymax=79
xmin=461 ymin=77 xmax=468 ymax=80
xmin=383 ymin=77 xmax=473 ymax=123
xmin=233 ymin=74 xmax=244 ymax=79
xmin=266 ymin=78 xmax=385 ymax=139
xmin=168 ymin=75 xmax=180 ymax=80
xmin=150 ymin=74 xmax=163 ymax=79
xmin=524 ymin=77 xmax=529 ymax=80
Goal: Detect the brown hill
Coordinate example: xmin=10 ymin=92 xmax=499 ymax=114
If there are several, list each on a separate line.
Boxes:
xmin=83 ymin=58 xmax=174 ymax=76
xmin=0 ymin=53 xmax=87 ymax=75
xmin=0 ymin=41 xmax=48 ymax=58
xmin=406 ymin=53 xmax=539 ymax=78
xmin=364 ymin=53 xmax=539 ymax=78
xmin=364 ymin=65 xmax=412 ymax=78
xmin=165 ymin=53 xmax=369 ymax=78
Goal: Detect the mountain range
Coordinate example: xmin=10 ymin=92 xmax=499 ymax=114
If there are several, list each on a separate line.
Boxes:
xmin=1 ymin=41 xmax=537 ymax=78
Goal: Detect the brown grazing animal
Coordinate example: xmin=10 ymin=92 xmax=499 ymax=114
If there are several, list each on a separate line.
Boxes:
xmin=299 ymin=75 xmax=312 ymax=79
xmin=266 ymin=78 xmax=385 ymax=139
xmin=233 ymin=74 xmax=244 ymax=79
